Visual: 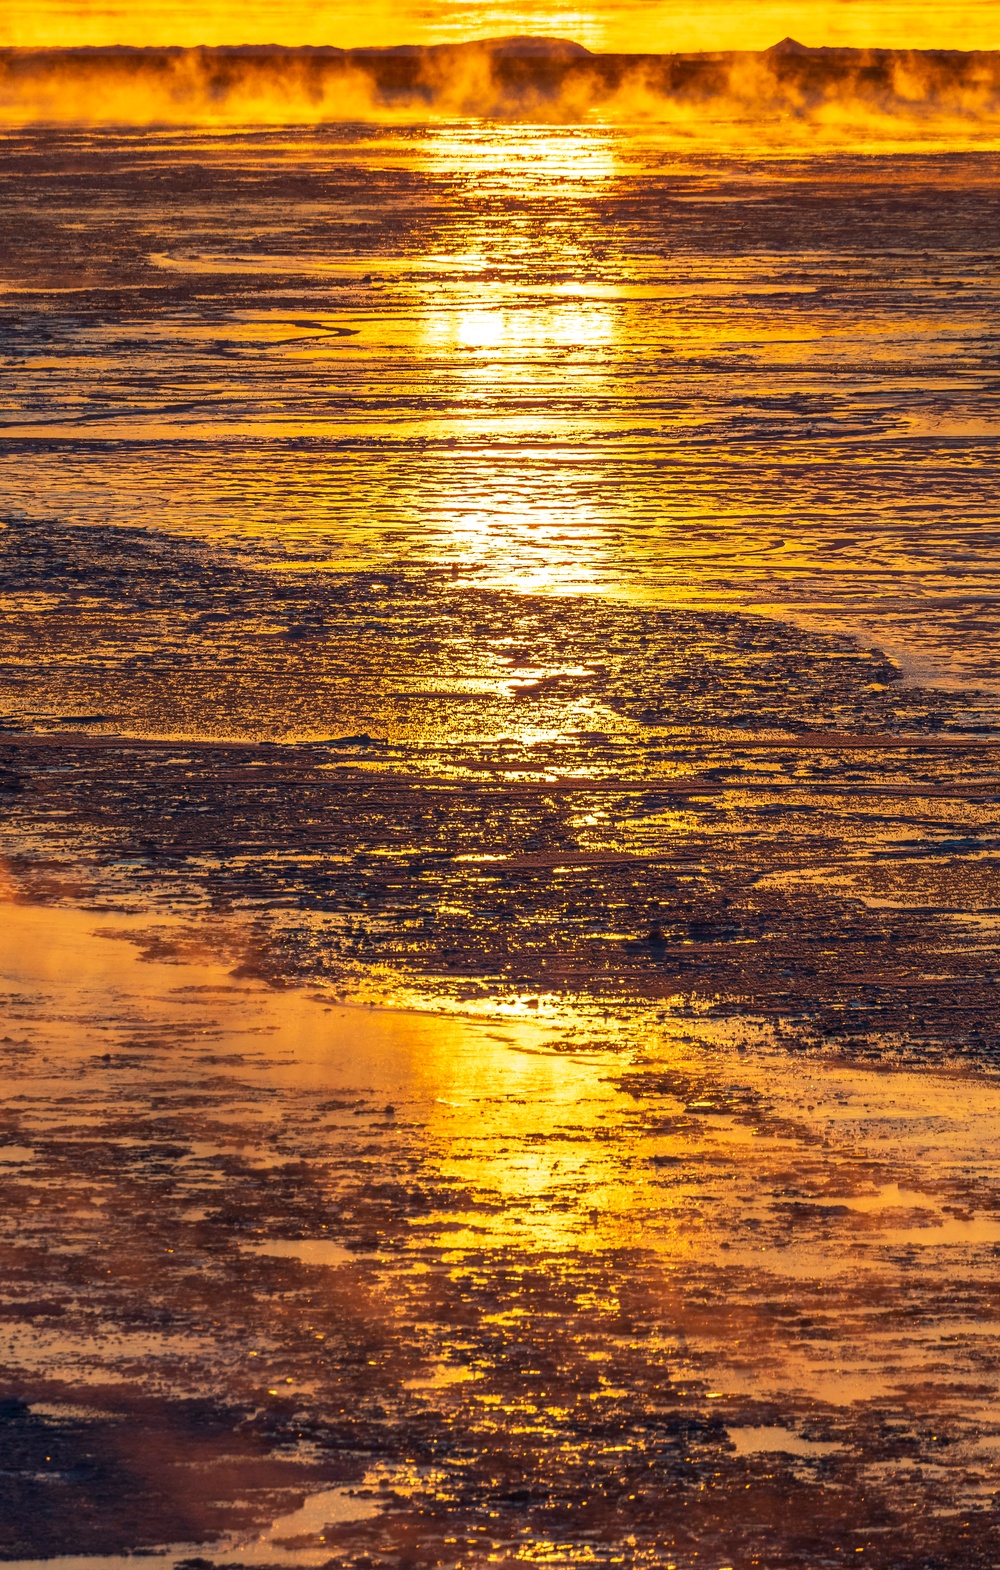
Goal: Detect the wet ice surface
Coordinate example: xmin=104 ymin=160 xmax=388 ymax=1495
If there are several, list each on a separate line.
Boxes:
xmin=2 ymin=534 xmax=999 ymax=1059
xmin=2 ymin=129 xmax=1000 ymax=688
xmin=4 ymin=904 xmax=1000 ymax=1566
xmin=4 ymin=126 xmax=1000 ymax=1564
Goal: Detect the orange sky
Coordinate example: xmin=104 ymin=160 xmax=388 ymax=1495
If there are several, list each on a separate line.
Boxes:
xmin=1 ymin=0 xmax=997 ymax=52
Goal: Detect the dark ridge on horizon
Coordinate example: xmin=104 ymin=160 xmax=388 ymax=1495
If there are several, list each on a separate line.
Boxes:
xmin=5 ymin=35 xmax=1000 ymax=60
xmin=3 ymin=34 xmax=1000 ymax=129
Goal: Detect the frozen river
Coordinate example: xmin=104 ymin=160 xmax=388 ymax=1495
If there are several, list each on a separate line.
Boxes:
xmin=4 ymin=123 xmax=1000 ymax=1567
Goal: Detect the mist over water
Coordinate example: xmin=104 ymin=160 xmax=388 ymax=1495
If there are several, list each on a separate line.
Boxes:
xmin=4 ymin=38 xmax=1000 ymax=144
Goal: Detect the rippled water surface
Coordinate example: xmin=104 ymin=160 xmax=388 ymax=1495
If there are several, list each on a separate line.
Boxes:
xmin=3 ymin=127 xmax=1000 ymax=686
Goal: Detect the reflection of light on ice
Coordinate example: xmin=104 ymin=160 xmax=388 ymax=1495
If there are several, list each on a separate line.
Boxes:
xmin=425 ymin=299 xmax=615 ymax=352
xmin=422 ymin=124 xmax=618 ymax=186
xmin=431 ymin=485 xmax=612 ymax=596
xmin=454 ymin=306 xmax=506 ymax=349
xmin=410 ymin=127 xmax=622 ymax=595
xmin=414 ymin=288 xmax=619 ymax=587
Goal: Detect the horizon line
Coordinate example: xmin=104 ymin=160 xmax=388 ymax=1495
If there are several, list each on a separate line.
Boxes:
xmin=4 ymin=35 xmax=1000 ymax=57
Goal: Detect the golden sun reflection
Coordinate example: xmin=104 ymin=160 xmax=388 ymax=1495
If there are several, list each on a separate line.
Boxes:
xmin=421 ymin=124 xmax=619 ymax=186
xmin=422 ymin=478 xmax=613 ymax=598
xmin=412 ymin=127 xmax=621 ymax=595
xmin=0 ymin=896 xmax=692 ymax=1270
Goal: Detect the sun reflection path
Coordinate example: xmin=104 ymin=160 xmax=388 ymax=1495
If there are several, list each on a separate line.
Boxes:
xmin=421 ymin=122 xmax=620 ymax=184
xmin=412 ymin=127 xmax=622 ymax=596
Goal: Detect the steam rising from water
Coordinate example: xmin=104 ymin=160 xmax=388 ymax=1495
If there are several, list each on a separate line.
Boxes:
xmin=4 ymin=36 xmax=1000 ymax=144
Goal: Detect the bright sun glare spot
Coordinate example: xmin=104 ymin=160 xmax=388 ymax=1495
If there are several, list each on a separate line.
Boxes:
xmin=455 ymin=310 xmax=507 ymax=350
xmin=424 ymin=126 xmax=618 ymax=185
